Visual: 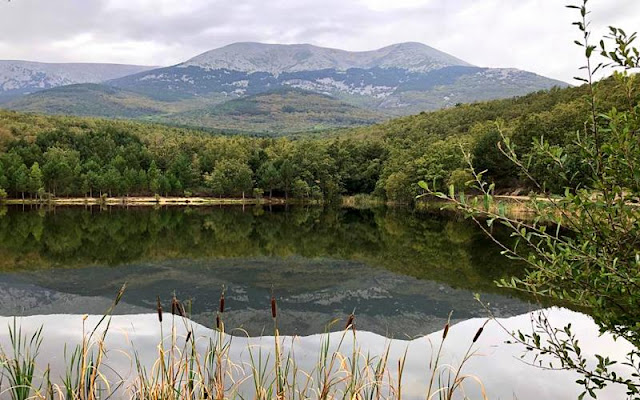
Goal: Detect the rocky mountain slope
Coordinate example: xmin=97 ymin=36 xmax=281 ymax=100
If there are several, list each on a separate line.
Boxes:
xmin=2 ymin=42 xmax=568 ymax=133
xmin=0 ymin=60 xmax=154 ymax=102
xmin=180 ymin=42 xmax=472 ymax=74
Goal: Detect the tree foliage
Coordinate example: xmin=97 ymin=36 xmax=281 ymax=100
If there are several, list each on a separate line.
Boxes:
xmin=420 ymin=2 xmax=640 ymax=398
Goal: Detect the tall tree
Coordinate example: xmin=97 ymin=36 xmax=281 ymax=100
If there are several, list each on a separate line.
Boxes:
xmin=28 ymin=162 xmax=43 ymax=200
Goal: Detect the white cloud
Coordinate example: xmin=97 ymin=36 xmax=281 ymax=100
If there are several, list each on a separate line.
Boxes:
xmin=0 ymin=0 xmax=638 ymax=82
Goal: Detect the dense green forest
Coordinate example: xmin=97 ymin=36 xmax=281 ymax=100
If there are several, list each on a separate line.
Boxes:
xmin=0 ymin=75 xmax=637 ymax=202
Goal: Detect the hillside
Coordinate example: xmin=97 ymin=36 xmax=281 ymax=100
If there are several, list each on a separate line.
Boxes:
xmin=0 ymin=61 xmax=154 ymax=103
xmin=2 ymin=84 xmax=173 ymax=118
xmin=1 ymin=42 xmax=568 ymax=133
xmin=0 ymin=77 xmax=635 ymax=204
xmin=108 ymin=42 xmax=566 ymax=114
xmin=160 ymin=88 xmax=383 ymax=134
xmin=3 ymin=85 xmax=382 ymax=134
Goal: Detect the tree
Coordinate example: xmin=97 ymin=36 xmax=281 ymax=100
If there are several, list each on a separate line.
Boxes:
xmin=292 ymin=178 xmax=310 ymax=199
xmin=258 ymin=161 xmax=280 ymax=199
xmin=148 ymin=161 xmax=161 ymax=195
xmin=28 ymin=162 xmax=43 ymax=200
xmin=14 ymin=163 xmax=28 ymax=200
xmin=420 ymin=3 xmax=640 ymax=397
xmin=206 ymin=159 xmax=253 ymax=198
xmin=42 ymin=147 xmax=79 ymax=197
xmin=278 ymin=159 xmax=296 ymax=200
xmin=0 ymin=161 xmax=8 ymax=195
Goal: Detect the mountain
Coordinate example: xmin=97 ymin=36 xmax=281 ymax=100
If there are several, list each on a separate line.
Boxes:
xmin=107 ymin=42 xmax=566 ymax=113
xmin=160 ymin=87 xmax=383 ymax=134
xmin=4 ymin=83 xmax=169 ymax=118
xmin=0 ymin=60 xmax=154 ymax=102
xmin=180 ymin=42 xmax=472 ymax=74
xmin=2 ymin=42 xmax=568 ymax=134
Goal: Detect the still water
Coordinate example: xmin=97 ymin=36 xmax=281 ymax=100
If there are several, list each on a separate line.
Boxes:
xmin=0 ymin=205 xmax=536 ymax=337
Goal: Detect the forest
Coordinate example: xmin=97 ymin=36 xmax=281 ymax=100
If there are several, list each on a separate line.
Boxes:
xmin=0 ymin=74 xmax=637 ymax=203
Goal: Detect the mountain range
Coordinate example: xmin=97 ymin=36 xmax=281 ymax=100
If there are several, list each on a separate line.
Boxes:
xmin=0 ymin=42 xmax=568 ymax=134
xmin=0 ymin=61 xmax=154 ymax=102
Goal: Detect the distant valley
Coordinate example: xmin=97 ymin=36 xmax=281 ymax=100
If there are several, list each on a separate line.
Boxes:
xmin=0 ymin=42 xmax=567 ymax=134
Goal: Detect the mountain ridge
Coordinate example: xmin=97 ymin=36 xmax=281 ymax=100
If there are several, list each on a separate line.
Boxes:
xmin=1 ymin=41 xmax=568 ymax=134
xmin=0 ymin=60 xmax=155 ymax=102
xmin=180 ymin=41 xmax=473 ymax=74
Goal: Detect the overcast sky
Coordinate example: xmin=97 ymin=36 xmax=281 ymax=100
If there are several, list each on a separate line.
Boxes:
xmin=0 ymin=0 xmax=638 ymax=82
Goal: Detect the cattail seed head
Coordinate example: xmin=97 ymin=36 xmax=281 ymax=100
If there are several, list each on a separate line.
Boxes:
xmin=216 ymin=314 xmax=221 ymax=330
xmin=185 ymin=331 xmax=192 ymax=343
xmin=219 ymin=292 xmax=225 ymax=314
xmin=271 ymin=296 xmax=277 ymax=319
xmin=156 ymin=296 xmax=163 ymax=323
xmin=115 ymin=283 xmax=127 ymax=305
xmin=442 ymin=323 xmax=450 ymax=339
xmin=472 ymin=326 xmax=484 ymax=343
xmin=345 ymin=314 xmax=355 ymax=330
xmin=171 ymin=296 xmax=185 ymax=317
xmin=171 ymin=296 xmax=178 ymax=315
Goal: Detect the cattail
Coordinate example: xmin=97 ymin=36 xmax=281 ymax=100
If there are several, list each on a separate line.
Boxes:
xmin=271 ymin=296 xmax=277 ymax=319
xmin=172 ymin=296 xmax=185 ymax=317
xmin=472 ymin=326 xmax=484 ymax=343
xmin=345 ymin=313 xmax=355 ymax=330
xmin=216 ymin=314 xmax=221 ymax=330
xmin=442 ymin=323 xmax=450 ymax=339
xmin=156 ymin=296 xmax=163 ymax=323
xmin=185 ymin=331 xmax=192 ymax=343
xmin=219 ymin=292 xmax=225 ymax=314
xmin=115 ymin=283 xmax=127 ymax=305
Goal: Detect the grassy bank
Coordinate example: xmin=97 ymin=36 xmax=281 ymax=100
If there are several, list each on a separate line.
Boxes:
xmin=0 ymin=289 xmax=487 ymax=400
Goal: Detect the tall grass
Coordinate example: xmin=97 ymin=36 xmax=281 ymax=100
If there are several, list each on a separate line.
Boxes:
xmin=0 ymin=287 xmax=488 ymax=400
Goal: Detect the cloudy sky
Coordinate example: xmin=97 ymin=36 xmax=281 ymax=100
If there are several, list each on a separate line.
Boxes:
xmin=0 ymin=0 xmax=638 ymax=82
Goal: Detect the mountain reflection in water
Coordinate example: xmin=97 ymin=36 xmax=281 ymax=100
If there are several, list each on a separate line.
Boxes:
xmin=0 ymin=205 xmax=536 ymax=336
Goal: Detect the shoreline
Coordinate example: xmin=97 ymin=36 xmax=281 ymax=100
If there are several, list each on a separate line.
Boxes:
xmin=1 ymin=196 xmax=290 ymax=207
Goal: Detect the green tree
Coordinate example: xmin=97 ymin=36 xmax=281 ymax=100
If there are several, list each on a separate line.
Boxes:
xmin=42 ymin=147 xmax=79 ymax=197
xmin=28 ymin=162 xmax=44 ymax=200
xmin=292 ymin=178 xmax=310 ymax=199
xmin=14 ymin=163 xmax=28 ymax=200
xmin=148 ymin=161 xmax=161 ymax=195
xmin=278 ymin=159 xmax=296 ymax=200
xmin=258 ymin=161 xmax=280 ymax=199
xmin=422 ymin=3 xmax=640 ymax=397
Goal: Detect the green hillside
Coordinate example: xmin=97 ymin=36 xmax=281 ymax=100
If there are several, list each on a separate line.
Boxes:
xmin=160 ymin=88 xmax=384 ymax=134
xmin=3 ymin=85 xmax=384 ymax=134
xmin=0 ymin=75 xmax=636 ymax=202
xmin=3 ymin=84 xmax=173 ymax=118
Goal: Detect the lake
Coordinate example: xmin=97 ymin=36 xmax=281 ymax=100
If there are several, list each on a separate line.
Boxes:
xmin=0 ymin=204 xmax=534 ymax=337
xmin=0 ymin=204 xmax=632 ymax=399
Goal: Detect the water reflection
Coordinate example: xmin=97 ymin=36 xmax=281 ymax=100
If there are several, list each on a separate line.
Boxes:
xmin=0 ymin=310 xmax=630 ymax=400
xmin=0 ymin=205 xmax=536 ymax=336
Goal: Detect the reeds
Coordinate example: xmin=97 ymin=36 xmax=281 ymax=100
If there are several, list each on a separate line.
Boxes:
xmin=0 ymin=287 xmax=488 ymax=400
